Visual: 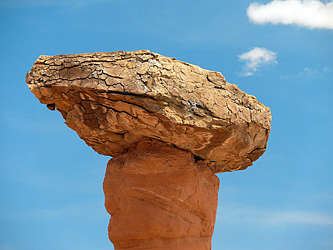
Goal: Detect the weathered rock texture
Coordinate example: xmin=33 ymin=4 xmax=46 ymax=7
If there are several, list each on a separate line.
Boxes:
xmin=104 ymin=139 xmax=219 ymax=250
xmin=26 ymin=50 xmax=271 ymax=250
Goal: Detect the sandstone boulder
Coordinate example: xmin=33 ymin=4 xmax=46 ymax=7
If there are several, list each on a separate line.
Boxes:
xmin=26 ymin=50 xmax=271 ymax=173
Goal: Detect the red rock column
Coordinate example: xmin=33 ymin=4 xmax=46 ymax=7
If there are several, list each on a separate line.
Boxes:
xmin=103 ymin=139 xmax=220 ymax=250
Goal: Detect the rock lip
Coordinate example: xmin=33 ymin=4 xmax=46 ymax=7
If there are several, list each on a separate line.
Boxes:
xmin=26 ymin=50 xmax=271 ymax=172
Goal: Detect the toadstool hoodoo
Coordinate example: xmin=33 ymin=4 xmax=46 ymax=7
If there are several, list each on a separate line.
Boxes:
xmin=26 ymin=50 xmax=271 ymax=250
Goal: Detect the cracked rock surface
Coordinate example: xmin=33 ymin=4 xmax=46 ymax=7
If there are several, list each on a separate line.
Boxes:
xmin=26 ymin=50 xmax=271 ymax=173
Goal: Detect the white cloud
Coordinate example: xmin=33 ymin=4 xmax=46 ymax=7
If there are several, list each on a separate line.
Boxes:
xmin=247 ymin=0 xmax=333 ymax=30
xmin=238 ymin=47 xmax=277 ymax=76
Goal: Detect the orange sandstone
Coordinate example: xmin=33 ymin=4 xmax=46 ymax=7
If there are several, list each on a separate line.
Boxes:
xmin=104 ymin=139 xmax=219 ymax=250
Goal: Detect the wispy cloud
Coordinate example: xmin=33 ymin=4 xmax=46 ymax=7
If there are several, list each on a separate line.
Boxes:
xmin=247 ymin=0 xmax=333 ymax=30
xmin=267 ymin=210 xmax=333 ymax=225
xmin=238 ymin=47 xmax=277 ymax=76
xmin=218 ymin=203 xmax=333 ymax=226
xmin=298 ymin=67 xmax=317 ymax=76
xmin=296 ymin=66 xmax=333 ymax=77
xmin=324 ymin=67 xmax=332 ymax=73
xmin=281 ymin=67 xmax=332 ymax=79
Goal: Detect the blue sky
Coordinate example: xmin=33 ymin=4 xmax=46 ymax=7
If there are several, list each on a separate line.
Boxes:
xmin=0 ymin=0 xmax=332 ymax=249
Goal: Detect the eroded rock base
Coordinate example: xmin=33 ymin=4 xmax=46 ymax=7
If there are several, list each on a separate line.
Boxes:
xmin=103 ymin=139 xmax=220 ymax=250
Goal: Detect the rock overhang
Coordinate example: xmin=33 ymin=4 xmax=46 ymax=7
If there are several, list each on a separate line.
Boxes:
xmin=26 ymin=50 xmax=271 ymax=173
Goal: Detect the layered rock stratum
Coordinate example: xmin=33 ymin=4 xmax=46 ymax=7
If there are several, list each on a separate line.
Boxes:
xmin=26 ymin=50 xmax=271 ymax=250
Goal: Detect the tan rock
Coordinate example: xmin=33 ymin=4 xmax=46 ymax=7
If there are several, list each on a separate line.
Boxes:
xmin=26 ymin=50 xmax=271 ymax=250
xmin=26 ymin=50 xmax=271 ymax=172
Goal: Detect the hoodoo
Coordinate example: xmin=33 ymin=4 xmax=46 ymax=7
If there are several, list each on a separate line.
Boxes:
xmin=26 ymin=50 xmax=271 ymax=250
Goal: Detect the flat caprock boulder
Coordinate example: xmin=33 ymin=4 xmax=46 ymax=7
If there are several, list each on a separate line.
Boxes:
xmin=26 ymin=50 xmax=271 ymax=173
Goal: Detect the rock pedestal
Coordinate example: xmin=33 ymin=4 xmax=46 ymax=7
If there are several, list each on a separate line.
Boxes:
xmin=104 ymin=139 xmax=219 ymax=250
xmin=26 ymin=50 xmax=271 ymax=249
